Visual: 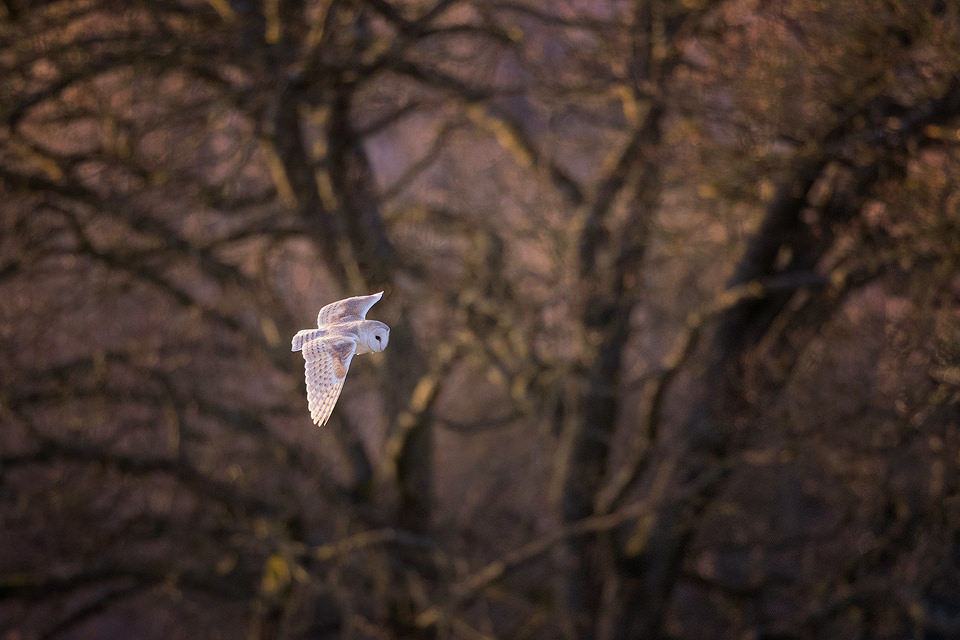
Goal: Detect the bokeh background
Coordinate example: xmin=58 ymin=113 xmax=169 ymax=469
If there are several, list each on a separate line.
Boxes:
xmin=2 ymin=1 xmax=960 ymax=638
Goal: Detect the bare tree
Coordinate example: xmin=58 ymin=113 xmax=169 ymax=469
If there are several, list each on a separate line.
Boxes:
xmin=2 ymin=1 xmax=960 ymax=639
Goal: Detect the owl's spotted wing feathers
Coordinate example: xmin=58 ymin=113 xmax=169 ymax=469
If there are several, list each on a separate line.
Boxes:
xmin=291 ymin=328 xmax=326 ymax=352
xmin=316 ymin=291 xmax=383 ymax=327
xmin=302 ymin=336 xmax=357 ymax=426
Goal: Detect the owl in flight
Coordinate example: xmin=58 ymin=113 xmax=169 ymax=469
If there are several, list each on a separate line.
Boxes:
xmin=292 ymin=291 xmax=390 ymax=426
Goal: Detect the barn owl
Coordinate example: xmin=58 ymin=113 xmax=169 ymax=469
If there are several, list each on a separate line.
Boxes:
xmin=292 ymin=291 xmax=390 ymax=426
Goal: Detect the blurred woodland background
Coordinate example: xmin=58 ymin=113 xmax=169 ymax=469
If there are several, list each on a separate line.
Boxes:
xmin=2 ymin=0 xmax=960 ymax=639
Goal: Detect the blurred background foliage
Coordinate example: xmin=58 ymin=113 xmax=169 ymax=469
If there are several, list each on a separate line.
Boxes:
xmin=2 ymin=0 xmax=960 ymax=639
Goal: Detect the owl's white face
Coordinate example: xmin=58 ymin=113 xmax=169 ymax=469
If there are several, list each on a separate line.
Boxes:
xmin=358 ymin=321 xmax=390 ymax=353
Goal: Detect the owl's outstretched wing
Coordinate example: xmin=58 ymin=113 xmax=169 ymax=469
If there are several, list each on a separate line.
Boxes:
xmin=317 ymin=291 xmax=383 ymax=327
xmin=301 ymin=336 xmax=358 ymax=426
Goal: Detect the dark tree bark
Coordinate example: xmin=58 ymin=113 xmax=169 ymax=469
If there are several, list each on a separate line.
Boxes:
xmin=602 ymin=75 xmax=960 ymax=640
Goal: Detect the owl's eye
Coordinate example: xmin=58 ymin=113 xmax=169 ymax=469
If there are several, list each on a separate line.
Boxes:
xmin=375 ymin=335 xmax=382 ymax=342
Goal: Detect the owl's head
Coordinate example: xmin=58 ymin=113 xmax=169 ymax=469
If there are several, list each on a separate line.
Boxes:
xmin=359 ymin=321 xmax=390 ymax=353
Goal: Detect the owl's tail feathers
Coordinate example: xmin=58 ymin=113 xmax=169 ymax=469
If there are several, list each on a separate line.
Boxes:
xmin=292 ymin=329 xmax=325 ymax=352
